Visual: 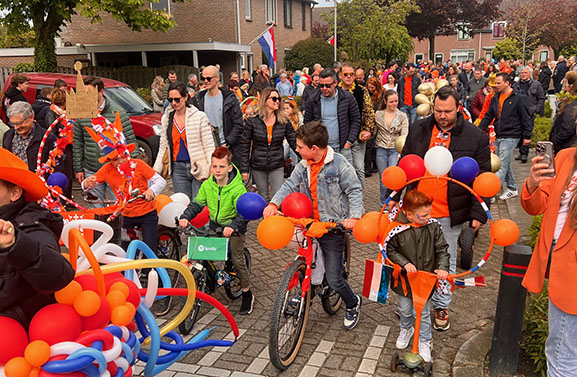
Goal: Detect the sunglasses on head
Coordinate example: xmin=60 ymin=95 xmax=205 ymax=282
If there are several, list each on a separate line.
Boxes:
xmin=269 ymin=96 xmax=281 ymax=102
xmin=168 ymin=97 xmax=183 ymax=103
xmin=319 ymin=82 xmax=334 ymax=89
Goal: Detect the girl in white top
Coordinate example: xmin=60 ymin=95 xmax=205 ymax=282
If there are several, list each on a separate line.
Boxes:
xmin=383 ymin=72 xmax=398 ymax=92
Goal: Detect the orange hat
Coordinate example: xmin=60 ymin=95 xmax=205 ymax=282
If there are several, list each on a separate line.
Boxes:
xmin=0 ymin=148 xmax=48 ymax=202
xmin=85 ymin=112 xmax=136 ymax=163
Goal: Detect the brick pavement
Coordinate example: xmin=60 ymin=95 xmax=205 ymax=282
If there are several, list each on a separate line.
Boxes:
xmin=125 ymin=157 xmax=535 ymax=377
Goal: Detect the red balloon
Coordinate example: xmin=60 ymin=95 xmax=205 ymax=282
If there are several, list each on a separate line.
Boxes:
xmin=281 ymin=192 xmax=313 ymax=219
xmin=74 ymin=275 xmax=98 ymax=292
xmin=190 ymin=206 xmax=210 ymax=227
xmin=398 ymin=154 xmax=426 ymax=181
xmin=0 ymin=316 xmax=28 ymax=365
xmin=81 ymin=295 xmax=111 ymax=331
xmin=29 ymin=304 xmax=82 ymax=346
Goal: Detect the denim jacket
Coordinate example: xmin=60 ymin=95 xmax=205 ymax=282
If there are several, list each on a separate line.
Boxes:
xmin=270 ymin=147 xmax=364 ymax=221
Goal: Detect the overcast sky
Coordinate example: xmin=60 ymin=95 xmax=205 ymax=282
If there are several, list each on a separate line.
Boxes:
xmin=315 ymin=0 xmax=335 ymax=7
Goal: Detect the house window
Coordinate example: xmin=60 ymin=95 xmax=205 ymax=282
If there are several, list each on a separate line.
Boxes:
xmin=284 ymin=0 xmax=292 ymax=27
xmin=456 ymin=24 xmax=471 ymax=40
xmin=435 ymin=53 xmax=443 ymax=64
xmin=539 ymin=50 xmax=549 ymax=62
xmin=414 ymin=53 xmax=424 ymax=64
xmin=302 ymin=2 xmax=307 ymax=31
xmin=245 ymin=0 xmax=251 ymax=20
xmin=484 ymin=48 xmax=494 ymax=61
xmin=266 ymin=0 xmax=277 ymax=24
xmin=492 ymin=21 xmax=506 ymax=39
xmin=150 ymin=0 xmax=170 ymax=13
xmin=450 ymin=49 xmax=475 ymax=64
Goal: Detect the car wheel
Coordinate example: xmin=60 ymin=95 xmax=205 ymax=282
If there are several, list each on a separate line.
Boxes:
xmin=137 ymin=139 xmax=153 ymax=165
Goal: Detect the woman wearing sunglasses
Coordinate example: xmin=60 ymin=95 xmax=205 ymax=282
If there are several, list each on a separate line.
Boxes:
xmin=153 ymin=82 xmax=215 ymax=201
xmin=239 ymin=88 xmax=298 ymax=201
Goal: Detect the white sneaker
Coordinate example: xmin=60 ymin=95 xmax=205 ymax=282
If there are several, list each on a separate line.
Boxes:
xmin=418 ymin=340 xmax=432 ymax=363
xmin=499 ymin=189 xmax=518 ymax=200
xmin=395 ymin=327 xmax=414 ymax=349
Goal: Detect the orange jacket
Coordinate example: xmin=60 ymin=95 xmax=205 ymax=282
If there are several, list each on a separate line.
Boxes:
xmin=520 ymin=147 xmax=577 ymax=314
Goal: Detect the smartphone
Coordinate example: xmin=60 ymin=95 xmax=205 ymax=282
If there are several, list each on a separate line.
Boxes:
xmin=535 ymin=141 xmax=555 ymax=177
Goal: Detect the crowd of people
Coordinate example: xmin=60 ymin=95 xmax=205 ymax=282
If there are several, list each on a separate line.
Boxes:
xmin=1 ymin=54 xmax=577 ymax=372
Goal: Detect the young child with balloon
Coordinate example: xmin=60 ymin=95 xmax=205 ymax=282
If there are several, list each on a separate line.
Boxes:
xmin=178 ymin=146 xmax=254 ymax=315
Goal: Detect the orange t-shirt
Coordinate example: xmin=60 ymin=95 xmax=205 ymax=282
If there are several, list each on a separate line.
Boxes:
xmin=94 ymin=159 xmax=157 ymax=218
xmin=309 ymin=150 xmax=328 ymax=220
xmin=417 ymin=127 xmax=451 ymax=218
xmin=266 ymin=124 xmax=273 ymax=144
xmin=172 ymin=118 xmax=188 ymax=161
xmin=498 ymin=90 xmax=512 ymax=118
xmin=404 ymin=76 xmax=413 ymax=107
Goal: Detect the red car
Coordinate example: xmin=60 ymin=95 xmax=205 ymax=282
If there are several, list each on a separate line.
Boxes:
xmin=0 ymin=72 xmax=162 ymax=163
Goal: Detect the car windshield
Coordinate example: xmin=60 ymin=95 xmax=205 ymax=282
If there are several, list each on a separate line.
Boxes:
xmin=103 ymin=86 xmax=155 ymax=115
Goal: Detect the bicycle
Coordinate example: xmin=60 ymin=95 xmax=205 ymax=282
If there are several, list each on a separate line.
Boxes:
xmin=177 ymin=225 xmax=252 ymax=335
xmin=268 ymin=219 xmax=351 ymax=370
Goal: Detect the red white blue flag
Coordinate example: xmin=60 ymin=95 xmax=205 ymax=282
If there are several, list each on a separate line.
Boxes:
xmin=257 ymin=26 xmax=276 ymax=66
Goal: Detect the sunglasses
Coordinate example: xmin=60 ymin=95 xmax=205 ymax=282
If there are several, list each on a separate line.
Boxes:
xmin=319 ymin=83 xmax=334 ymax=89
xmin=342 ymin=73 xmax=355 ymax=77
xmin=168 ymin=97 xmax=183 ymax=103
xmin=203 ymin=76 xmax=215 ymax=82
xmin=269 ymin=96 xmax=281 ymax=102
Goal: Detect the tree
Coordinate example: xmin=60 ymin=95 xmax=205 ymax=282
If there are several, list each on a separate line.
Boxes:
xmin=323 ymin=0 xmax=417 ymax=64
xmin=0 ymin=25 xmax=35 ymax=48
xmin=505 ymin=0 xmax=541 ymax=63
xmin=312 ymin=21 xmax=331 ymax=41
xmin=0 ymin=0 xmax=187 ymax=72
xmin=285 ymin=38 xmax=334 ymax=71
xmin=492 ymin=38 xmax=522 ymax=61
xmin=402 ymin=0 xmax=502 ymax=60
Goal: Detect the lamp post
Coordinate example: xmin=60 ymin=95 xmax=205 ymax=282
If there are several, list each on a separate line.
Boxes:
xmin=334 ymin=0 xmax=337 ymax=61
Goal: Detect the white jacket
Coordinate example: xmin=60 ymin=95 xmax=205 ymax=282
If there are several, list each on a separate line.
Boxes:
xmin=153 ymin=105 xmax=215 ymax=181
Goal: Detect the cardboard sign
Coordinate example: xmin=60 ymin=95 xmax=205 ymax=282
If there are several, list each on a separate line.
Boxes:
xmin=60 ymin=212 xmax=96 ymax=245
xmin=187 ymin=236 xmax=228 ymax=261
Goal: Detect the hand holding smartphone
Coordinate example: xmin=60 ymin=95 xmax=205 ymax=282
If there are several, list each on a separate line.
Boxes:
xmin=535 ymin=141 xmax=555 ymax=177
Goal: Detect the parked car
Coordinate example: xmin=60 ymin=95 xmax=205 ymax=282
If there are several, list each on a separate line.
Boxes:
xmin=0 ymin=72 xmax=162 ymax=164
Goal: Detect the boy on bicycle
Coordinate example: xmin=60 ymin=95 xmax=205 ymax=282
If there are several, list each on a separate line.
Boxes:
xmin=178 ymin=146 xmax=253 ymax=315
xmin=263 ymin=121 xmax=364 ymax=330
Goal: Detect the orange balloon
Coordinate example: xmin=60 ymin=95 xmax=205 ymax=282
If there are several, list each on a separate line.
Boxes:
xmin=155 ymin=194 xmax=173 ymax=214
xmin=125 ymin=302 xmax=136 ymax=317
xmin=111 ymin=305 xmax=133 ymax=327
xmin=353 ymin=216 xmax=379 ymax=243
xmin=473 ymin=172 xmax=501 ymax=198
xmin=24 ymin=341 xmax=50 ymax=367
xmin=28 ymin=367 xmax=40 ymax=377
xmin=382 ymin=166 xmax=407 ymax=191
xmin=4 ymin=357 xmax=31 ymax=377
xmin=492 ymin=219 xmax=520 ymax=246
xmin=106 ymin=290 xmax=127 ymax=308
xmin=54 ymin=280 xmax=82 ymax=305
xmin=73 ymin=290 xmax=101 ymax=317
xmin=256 ymin=215 xmax=294 ymax=250
xmin=109 ymin=281 xmax=129 ymax=298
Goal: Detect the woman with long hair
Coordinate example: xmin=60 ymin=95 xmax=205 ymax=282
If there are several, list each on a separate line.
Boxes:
xmin=239 ymin=88 xmax=298 ymax=201
xmin=151 ymin=75 xmax=164 ymax=112
xmin=366 ymin=77 xmax=384 ymax=111
xmin=374 ymin=89 xmax=409 ymax=206
xmin=484 ymin=63 xmax=498 ymax=78
xmin=383 ymin=72 xmax=398 ymax=92
xmin=550 ymin=71 xmax=577 ymax=154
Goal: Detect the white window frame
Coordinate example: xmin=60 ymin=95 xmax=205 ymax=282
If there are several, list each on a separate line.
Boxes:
xmin=414 ymin=53 xmax=424 ymax=64
xmin=266 ymin=0 xmax=277 ymax=24
xmin=539 ymin=50 xmax=549 ymax=62
xmin=492 ymin=21 xmax=507 ymax=39
xmin=450 ymin=49 xmax=475 ymax=64
xmin=456 ymin=23 xmax=471 ymax=41
xmin=284 ymin=0 xmax=292 ymax=27
xmin=434 ymin=53 xmax=444 ymax=64
xmin=245 ymin=0 xmax=252 ymax=20
xmin=484 ymin=47 xmax=494 ymax=61
xmin=150 ymin=0 xmax=170 ymax=14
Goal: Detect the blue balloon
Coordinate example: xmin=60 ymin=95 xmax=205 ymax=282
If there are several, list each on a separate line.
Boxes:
xmin=236 ymin=192 xmax=267 ymax=220
xmin=451 ymin=157 xmax=480 ymax=183
xmin=47 ymin=172 xmax=68 ymax=190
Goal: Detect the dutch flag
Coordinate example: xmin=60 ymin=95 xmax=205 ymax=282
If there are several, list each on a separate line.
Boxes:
xmin=257 ymin=26 xmax=276 ymax=67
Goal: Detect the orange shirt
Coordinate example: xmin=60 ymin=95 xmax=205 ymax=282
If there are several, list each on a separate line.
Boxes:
xmin=266 ymin=124 xmax=273 ymax=144
xmin=94 ymin=159 xmax=157 ymax=218
xmin=404 ymin=76 xmax=413 ymax=107
xmin=498 ymin=90 xmax=512 ymax=118
xmin=171 ymin=118 xmax=189 ymax=161
xmin=309 ymin=150 xmax=327 ymax=220
xmin=417 ymin=127 xmax=451 ymax=218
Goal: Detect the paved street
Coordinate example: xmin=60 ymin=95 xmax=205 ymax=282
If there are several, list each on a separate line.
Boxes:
xmin=128 ymin=157 xmax=534 ymax=377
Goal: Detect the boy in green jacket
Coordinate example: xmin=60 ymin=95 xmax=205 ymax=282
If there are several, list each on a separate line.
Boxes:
xmin=178 ymin=146 xmax=253 ymax=314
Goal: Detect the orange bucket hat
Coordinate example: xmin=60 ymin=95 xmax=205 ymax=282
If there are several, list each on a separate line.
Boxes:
xmin=85 ymin=112 xmax=136 ymax=164
xmin=0 ymin=148 xmax=48 ymax=202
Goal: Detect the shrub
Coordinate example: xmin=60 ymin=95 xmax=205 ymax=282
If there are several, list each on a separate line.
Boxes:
xmin=521 ymin=283 xmax=549 ymax=377
xmin=544 ymin=101 xmax=552 ymax=119
xmin=13 ymin=62 xmax=35 ymax=73
xmin=531 ymin=116 xmax=552 ymax=147
xmin=284 ymin=38 xmax=334 ymax=72
xmin=528 ymin=215 xmax=543 ymax=249
xmin=136 ymin=88 xmax=152 ymax=105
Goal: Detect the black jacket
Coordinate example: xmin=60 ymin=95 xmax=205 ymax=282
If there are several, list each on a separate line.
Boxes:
xmin=390 ymin=113 xmax=491 ymax=227
xmin=0 ymin=199 xmax=74 ymax=327
xmin=239 ymin=115 xmax=297 ymax=172
xmin=301 ymin=84 xmax=319 ymax=111
xmin=550 ymin=100 xmax=577 ymax=154
xmin=193 ymin=88 xmax=244 ymax=149
xmin=32 ymin=97 xmax=51 ymax=129
xmin=478 ymin=90 xmax=532 ymax=140
xmin=3 ymin=124 xmax=57 ymax=172
xmin=514 ymin=79 xmax=546 ymax=117
xmin=397 ymin=74 xmax=422 ymax=108
xmin=303 ymin=87 xmax=361 ymax=148
xmin=553 ymin=61 xmax=568 ymax=87
xmin=2 ymin=87 xmax=28 ymax=116
xmin=458 ymin=71 xmax=473 ymax=91
xmin=538 ymin=66 xmax=552 ymax=93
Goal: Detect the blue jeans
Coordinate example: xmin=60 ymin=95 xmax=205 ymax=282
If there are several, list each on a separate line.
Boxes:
xmin=171 ymin=161 xmax=201 ymax=201
xmin=431 ymin=216 xmax=462 ymax=310
xmin=332 ymin=144 xmax=353 ymax=166
xmin=122 ymin=210 xmax=159 ymax=253
xmin=400 ymin=105 xmax=418 ymax=124
xmin=317 ymin=232 xmax=358 ymax=309
xmin=85 ymin=169 xmax=115 ymax=209
xmin=351 ymin=141 xmax=366 ymax=187
xmin=546 ymin=299 xmax=577 ymax=376
xmin=495 ymin=138 xmax=520 ymax=191
xmin=398 ymin=295 xmax=432 ymax=342
xmin=376 ymin=147 xmax=399 ymax=206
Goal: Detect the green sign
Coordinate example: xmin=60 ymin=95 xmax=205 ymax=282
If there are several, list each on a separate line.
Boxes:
xmin=187 ymin=236 xmax=228 ymax=261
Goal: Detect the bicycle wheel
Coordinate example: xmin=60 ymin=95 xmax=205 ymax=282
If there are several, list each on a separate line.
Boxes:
xmin=157 ymin=227 xmax=182 ymax=309
xmin=269 ymin=259 xmax=311 ymax=370
xmin=179 ymin=268 xmax=207 ymax=335
xmin=321 ymin=233 xmax=351 ymax=315
xmin=225 ymin=247 xmax=252 ymax=300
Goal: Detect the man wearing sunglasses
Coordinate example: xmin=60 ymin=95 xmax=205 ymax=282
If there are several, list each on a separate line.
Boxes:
xmin=303 ymin=68 xmax=361 ymax=165
xmin=194 ymin=66 xmax=244 ymax=166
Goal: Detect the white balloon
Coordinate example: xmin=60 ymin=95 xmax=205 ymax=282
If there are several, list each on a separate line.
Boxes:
xmin=170 ymin=192 xmax=191 ymax=206
xmin=158 ymin=201 xmax=188 ymax=227
xmin=424 ymin=146 xmax=453 ymax=176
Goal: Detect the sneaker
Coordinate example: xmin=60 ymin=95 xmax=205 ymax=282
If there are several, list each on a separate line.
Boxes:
xmin=521 ymin=154 xmax=528 ymax=163
xmin=514 ymin=153 xmax=522 ymax=161
xmin=344 ymin=295 xmax=362 ymax=330
xmin=395 ymin=327 xmax=415 ymax=349
xmin=239 ymin=290 xmax=254 ymax=315
xmin=490 ymin=197 xmax=496 ymax=204
xmin=433 ymin=308 xmax=450 ymax=331
xmin=418 ymin=340 xmax=432 ymax=362
xmin=154 ymin=297 xmax=170 ymax=316
xmin=499 ymin=189 xmax=519 ymax=200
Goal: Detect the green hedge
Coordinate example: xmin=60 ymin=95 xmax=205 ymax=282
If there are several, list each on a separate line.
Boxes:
xmin=531 ymin=116 xmax=552 ymax=147
xmin=136 ymin=88 xmax=152 ymax=105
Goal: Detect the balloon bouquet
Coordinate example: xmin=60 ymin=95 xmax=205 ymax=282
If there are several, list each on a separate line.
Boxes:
xmin=0 ymin=219 xmax=240 ymax=377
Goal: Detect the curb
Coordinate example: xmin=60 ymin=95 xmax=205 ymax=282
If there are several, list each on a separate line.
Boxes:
xmin=452 ymin=321 xmax=493 ymax=377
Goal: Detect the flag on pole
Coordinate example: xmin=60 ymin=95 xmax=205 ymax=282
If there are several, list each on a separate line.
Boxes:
xmin=454 ymin=276 xmax=487 ymax=288
xmin=257 ymin=26 xmax=276 ymax=66
xmin=327 ymin=36 xmax=335 ymax=46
